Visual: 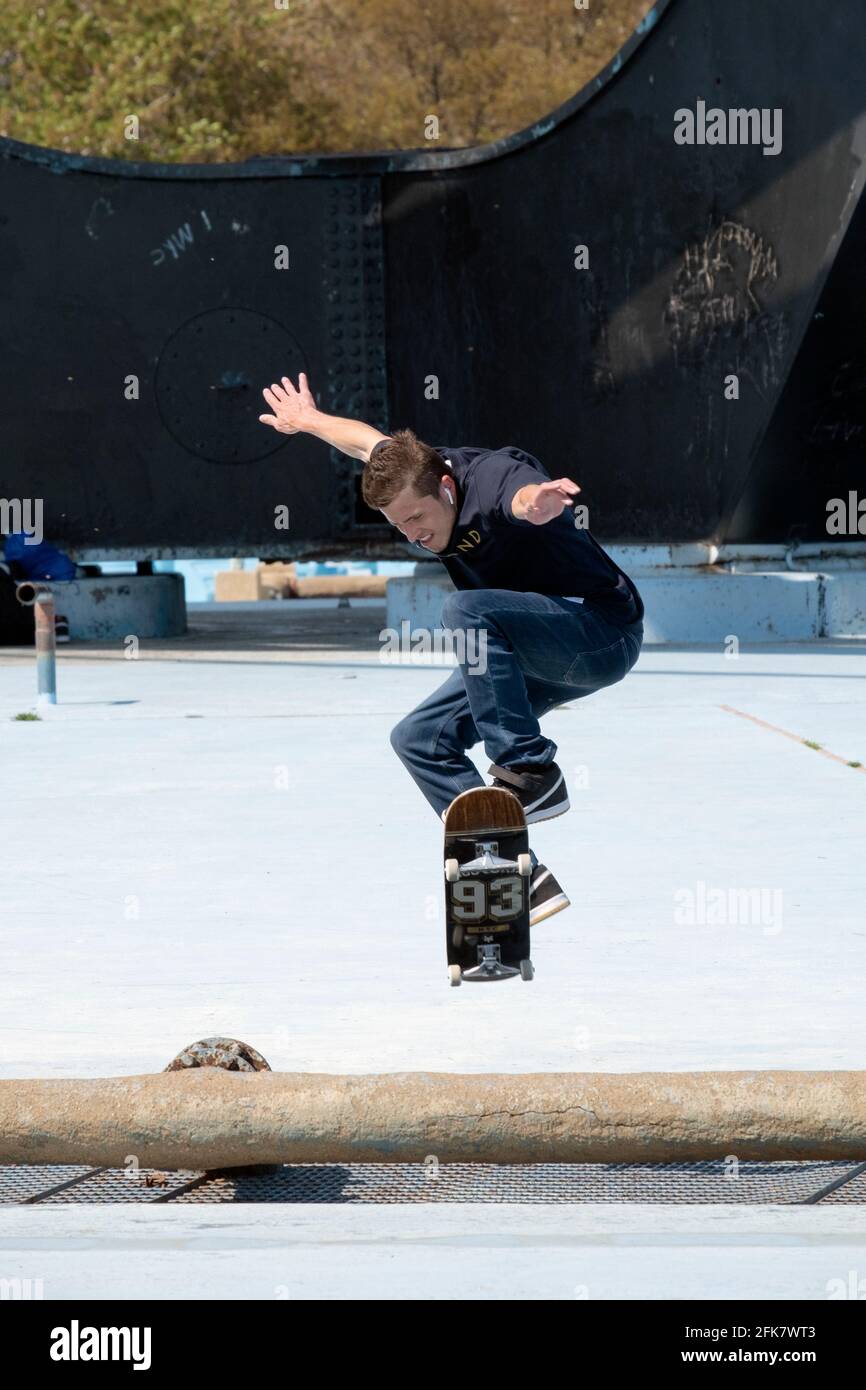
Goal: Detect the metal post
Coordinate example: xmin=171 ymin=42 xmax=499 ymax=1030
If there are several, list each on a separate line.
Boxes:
xmin=16 ymin=582 xmax=57 ymax=706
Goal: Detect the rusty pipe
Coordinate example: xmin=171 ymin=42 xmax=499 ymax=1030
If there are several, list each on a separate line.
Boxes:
xmin=1 ymin=1070 xmax=865 ymax=1169
xmin=16 ymin=581 xmax=57 ymax=705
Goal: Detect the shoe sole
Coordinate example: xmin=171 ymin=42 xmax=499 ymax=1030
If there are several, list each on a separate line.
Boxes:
xmin=520 ymin=770 xmax=565 ymax=817
xmin=525 ymin=796 xmax=570 ymax=825
xmin=530 ymin=891 xmax=570 ymax=926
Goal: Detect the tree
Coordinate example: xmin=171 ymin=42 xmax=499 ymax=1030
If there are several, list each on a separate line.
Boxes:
xmin=0 ymin=0 xmax=655 ymax=162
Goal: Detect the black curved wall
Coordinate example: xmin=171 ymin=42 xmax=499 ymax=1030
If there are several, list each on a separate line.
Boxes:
xmin=0 ymin=0 xmax=864 ymax=556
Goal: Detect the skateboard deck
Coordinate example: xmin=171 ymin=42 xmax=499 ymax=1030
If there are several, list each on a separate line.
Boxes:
xmin=443 ymin=787 xmax=534 ymax=986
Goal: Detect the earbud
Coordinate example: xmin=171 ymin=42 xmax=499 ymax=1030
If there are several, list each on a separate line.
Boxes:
xmin=442 ymin=485 xmax=454 ymax=507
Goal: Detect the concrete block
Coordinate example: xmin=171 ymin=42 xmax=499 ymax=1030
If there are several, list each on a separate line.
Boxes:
xmin=51 ymin=574 xmax=186 ymax=639
xmin=637 ymin=572 xmax=822 ymax=642
xmin=386 ymin=568 xmax=866 ymax=641
xmin=215 ymin=569 xmax=262 ymax=602
xmin=823 ymin=571 xmax=866 ymax=636
xmin=386 ymin=573 xmax=453 ymax=632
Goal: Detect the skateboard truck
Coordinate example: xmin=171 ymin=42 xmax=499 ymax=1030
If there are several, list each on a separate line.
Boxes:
xmin=461 ymin=840 xmax=518 ymax=873
xmin=461 ymin=942 xmax=522 ymax=982
xmin=445 ymin=841 xmax=532 ymax=880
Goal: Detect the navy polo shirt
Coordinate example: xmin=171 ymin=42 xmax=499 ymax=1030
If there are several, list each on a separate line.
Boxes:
xmin=376 ymin=442 xmax=644 ymax=627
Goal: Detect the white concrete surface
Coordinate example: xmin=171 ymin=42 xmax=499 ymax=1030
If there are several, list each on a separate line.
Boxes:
xmin=2 ymin=609 xmax=865 ymax=1298
xmin=2 ymin=1206 xmax=866 ymax=1300
xmin=1 ymin=628 xmax=864 ymax=1078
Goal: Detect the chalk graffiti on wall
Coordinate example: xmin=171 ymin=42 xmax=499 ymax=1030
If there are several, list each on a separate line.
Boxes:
xmin=150 ymin=209 xmax=214 ymax=266
xmin=666 ymin=220 xmax=786 ymax=385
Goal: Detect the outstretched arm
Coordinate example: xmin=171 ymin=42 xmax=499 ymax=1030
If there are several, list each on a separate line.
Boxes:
xmin=259 ymin=373 xmax=390 ymax=461
xmin=511 ymin=477 xmax=581 ymax=523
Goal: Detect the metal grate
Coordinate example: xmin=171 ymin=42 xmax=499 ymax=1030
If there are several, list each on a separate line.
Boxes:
xmin=3 ymin=1160 xmax=866 ymax=1205
xmin=0 ymin=1165 xmax=94 ymax=1203
xmin=1 ymin=1165 xmax=204 ymax=1204
xmin=816 ymin=1166 xmax=866 ymax=1203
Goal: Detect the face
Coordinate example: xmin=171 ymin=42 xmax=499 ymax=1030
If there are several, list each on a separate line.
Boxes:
xmin=381 ymin=477 xmax=457 ymax=552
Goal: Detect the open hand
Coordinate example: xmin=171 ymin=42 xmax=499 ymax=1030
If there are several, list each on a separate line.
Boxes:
xmin=521 ymin=477 xmax=581 ymax=524
xmin=259 ymin=372 xmax=317 ymax=434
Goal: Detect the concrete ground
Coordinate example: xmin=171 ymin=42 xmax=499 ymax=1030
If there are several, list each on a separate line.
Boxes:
xmin=3 ymin=1206 xmax=866 ymax=1301
xmin=1 ymin=600 xmax=865 ymax=1298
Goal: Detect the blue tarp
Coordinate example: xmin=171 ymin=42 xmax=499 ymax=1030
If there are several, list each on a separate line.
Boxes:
xmin=4 ymin=532 xmax=76 ymax=581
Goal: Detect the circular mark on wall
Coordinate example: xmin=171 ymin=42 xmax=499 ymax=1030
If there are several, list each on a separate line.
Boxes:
xmin=155 ymin=307 xmax=307 ymax=463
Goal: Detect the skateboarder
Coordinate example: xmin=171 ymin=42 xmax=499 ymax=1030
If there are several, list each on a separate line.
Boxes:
xmin=260 ymin=374 xmax=644 ymax=925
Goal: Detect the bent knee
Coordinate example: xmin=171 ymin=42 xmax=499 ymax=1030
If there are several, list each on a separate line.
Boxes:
xmin=441 ymin=589 xmax=484 ymax=627
xmin=390 ymin=716 xmax=416 ymax=760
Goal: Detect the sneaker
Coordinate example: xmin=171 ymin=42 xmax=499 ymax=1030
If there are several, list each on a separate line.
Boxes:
xmin=54 ymin=614 xmax=70 ymax=643
xmin=488 ymin=760 xmax=569 ymax=824
xmin=530 ymin=863 xmax=570 ymax=926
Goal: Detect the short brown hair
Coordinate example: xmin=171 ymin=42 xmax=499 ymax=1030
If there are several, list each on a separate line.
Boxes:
xmin=361 ymin=428 xmax=444 ymax=509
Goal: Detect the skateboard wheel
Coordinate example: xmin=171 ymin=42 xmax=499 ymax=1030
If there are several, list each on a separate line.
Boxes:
xmin=445 ymin=857 xmax=460 ymax=882
xmin=517 ymin=853 xmax=532 ymax=877
xmin=448 ymin=964 xmax=462 ymax=987
xmin=519 ymin=959 xmax=534 ymax=981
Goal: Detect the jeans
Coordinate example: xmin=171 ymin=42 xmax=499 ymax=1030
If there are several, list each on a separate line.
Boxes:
xmin=390 ymin=588 xmax=643 ymax=817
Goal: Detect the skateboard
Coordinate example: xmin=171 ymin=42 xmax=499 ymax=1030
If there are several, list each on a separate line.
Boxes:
xmin=443 ymin=787 xmax=534 ymax=986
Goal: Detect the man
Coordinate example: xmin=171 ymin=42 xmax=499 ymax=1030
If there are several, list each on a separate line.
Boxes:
xmin=261 ymin=373 xmax=644 ymax=925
